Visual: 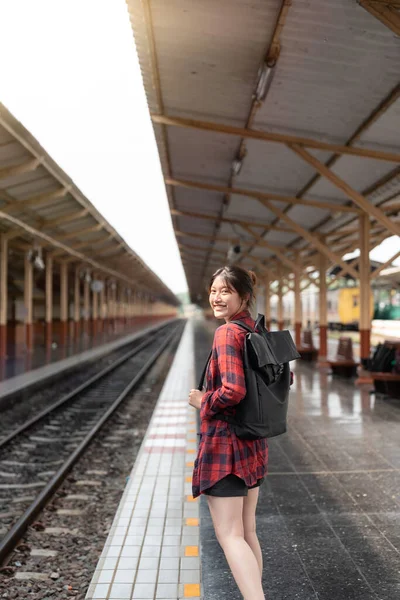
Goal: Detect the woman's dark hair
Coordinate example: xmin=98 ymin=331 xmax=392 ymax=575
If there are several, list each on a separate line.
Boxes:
xmin=208 ymin=265 xmax=257 ymax=309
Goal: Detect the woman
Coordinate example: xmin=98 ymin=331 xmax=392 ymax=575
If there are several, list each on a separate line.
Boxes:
xmin=189 ymin=265 xmax=268 ymax=600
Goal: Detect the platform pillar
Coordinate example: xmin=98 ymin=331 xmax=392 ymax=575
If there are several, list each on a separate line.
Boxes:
xmin=137 ymin=290 xmax=142 ymax=321
xmin=24 ymin=254 xmax=33 ymax=351
xmin=132 ymin=290 xmax=138 ymax=323
xmin=359 ymin=214 xmax=371 ymax=366
xmin=106 ymin=282 xmax=112 ymax=332
xmin=115 ymin=285 xmax=120 ymax=330
xmin=318 ymin=250 xmax=329 ymax=367
xmin=122 ymin=288 xmax=128 ymax=325
xmin=74 ymin=269 xmax=81 ymax=340
xmin=121 ymin=288 xmax=127 ymax=325
xmin=99 ymin=279 xmax=105 ymax=334
xmin=92 ymin=283 xmax=98 ymax=337
xmin=294 ymin=256 xmax=302 ymax=347
xmin=83 ymin=277 xmax=90 ymax=335
xmin=60 ymin=261 xmax=68 ymax=345
xmin=0 ymin=235 xmax=8 ymax=357
xmin=111 ymin=285 xmax=117 ymax=331
xmin=277 ymin=264 xmax=284 ymax=330
xmin=130 ymin=290 xmax=134 ymax=326
xmin=45 ymin=254 xmax=53 ymax=354
xmin=264 ymin=272 xmax=271 ymax=330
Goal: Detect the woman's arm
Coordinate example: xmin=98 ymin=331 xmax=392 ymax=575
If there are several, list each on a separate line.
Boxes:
xmin=200 ymin=325 xmax=246 ymax=420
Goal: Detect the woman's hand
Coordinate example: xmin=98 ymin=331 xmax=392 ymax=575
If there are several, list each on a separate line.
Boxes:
xmin=188 ymin=389 xmax=203 ymax=410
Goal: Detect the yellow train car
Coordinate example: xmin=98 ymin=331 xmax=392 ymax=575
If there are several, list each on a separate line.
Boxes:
xmin=328 ymin=287 xmax=374 ymax=330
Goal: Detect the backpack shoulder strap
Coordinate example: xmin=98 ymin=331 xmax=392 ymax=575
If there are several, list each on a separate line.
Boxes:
xmin=231 ymin=313 xmax=267 ymax=334
xmin=198 ymin=349 xmax=212 ymax=391
xmin=230 ymin=320 xmax=253 ymax=333
xmin=255 ymin=313 xmax=266 ymax=331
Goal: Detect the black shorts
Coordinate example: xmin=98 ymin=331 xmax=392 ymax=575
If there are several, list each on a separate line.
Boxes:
xmin=204 ymin=474 xmax=265 ymax=497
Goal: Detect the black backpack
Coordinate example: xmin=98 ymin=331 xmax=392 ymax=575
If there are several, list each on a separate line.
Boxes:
xmin=369 ymin=343 xmax=395 ymax=373
xmin=198 ymin=314 xmax=300 ymax=440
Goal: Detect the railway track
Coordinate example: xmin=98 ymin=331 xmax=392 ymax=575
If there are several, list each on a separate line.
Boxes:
xmin=0 ymin=319 xmax=184 ymax=566
xmin=0 ymin=322 xmax=176 ymax=439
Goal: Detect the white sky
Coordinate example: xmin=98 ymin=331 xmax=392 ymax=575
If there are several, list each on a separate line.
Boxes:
xmin=0 ymin=0 xmax=399 ymax=297
xmin=0 ymin=0 xmax=188 ymax=294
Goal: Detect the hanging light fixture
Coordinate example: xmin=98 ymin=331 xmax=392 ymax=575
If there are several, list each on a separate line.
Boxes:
xmin=27 ymin=246 xmax=45 ymax=271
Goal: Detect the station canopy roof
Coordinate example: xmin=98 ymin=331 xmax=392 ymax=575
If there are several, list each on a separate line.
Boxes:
xmin=126 ymin=0 xmax=400 ymax=303
xmin=0 ymin=104 xmax=179 ymax=306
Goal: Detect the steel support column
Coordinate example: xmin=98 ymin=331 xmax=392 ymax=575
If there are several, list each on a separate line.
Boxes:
xmin=277 ymin=264 xmax=284 ymax=330
xmin=74 ymin=269 xmax=81 ymax=339
xmin=60 ymin=261 xmax=68 ymax=345
xmin=24 ymin=255 xmax=33 ymax=350
xmin=99 ymin=280 xmax=105 ymax=333
xmin=359 ymin=215 xmax=371 ymax=364
xmin=92 ymin=281 xmax=98 ymax=337
xmin=112 ymin=286 xmax=117 ymax=330
xmin=294 ymin=256 xmax=302 ymax=346
xmin=318 ymin=251 xmax=329 ymax=366
xmin=0 ymin=236 xmax=8 ymax=357
xmin=264 ymin=272 xmax=271 ymax=329
xmin=83 ymin=278 xmax=90 ymax=335
xmin=45 ymin=255 xmax=53 ymax=350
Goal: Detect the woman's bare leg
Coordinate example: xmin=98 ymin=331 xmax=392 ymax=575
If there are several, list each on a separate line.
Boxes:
xmin=243 ymin=487 xmax=263 ymax=577
xmin=207 ymin=495 xmax=265 ymax=600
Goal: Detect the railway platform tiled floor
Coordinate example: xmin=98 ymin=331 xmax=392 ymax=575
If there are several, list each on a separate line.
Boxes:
xmin=85 ymin=319 xmax=199 ymax=600
xmin=86 ymin=317 xmax=400 ymax=600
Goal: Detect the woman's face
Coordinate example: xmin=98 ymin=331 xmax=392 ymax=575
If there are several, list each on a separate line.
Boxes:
xmin=209 ymin=275 xmax=246 ymax=322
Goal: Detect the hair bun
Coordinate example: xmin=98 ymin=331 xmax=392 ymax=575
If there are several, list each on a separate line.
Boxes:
xmin=248 ymin=270 xmax=257 ymax=287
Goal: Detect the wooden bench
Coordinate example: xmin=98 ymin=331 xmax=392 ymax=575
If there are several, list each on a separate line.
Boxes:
xmin=328 ymin=336 xmax=358 ymax=377
xmin=369 ymin=340 xmax=400 ymax=398
xmin=297 ymin=330 xmax=318 ymax=362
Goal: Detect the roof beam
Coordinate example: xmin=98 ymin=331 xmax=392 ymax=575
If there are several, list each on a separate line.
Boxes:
xmin=371 ymin=249 xmax=400 ymax=279
xmin=199 ymin=0 xmax=292 ymax=281
xmin=364 ymin=0 xmax=400 ymax=5
xmin=359 ymin=0 xmax=400 ymax=35
xmin=170 ymin=208 xmax=293 ymax=234
xmin=251 ymin=85 xmax=400 ymax=263
xmin=214 ymin=223 xmax=316 ymax=284
xmin=41 ymin=209 xmax=89 ymax=229
xmin=153 ymin=114 xmax=400 ymax=163
xmin=0 ymin=210 xmax=138 ymax=286
xmin=296 ymin=84 xmax=400 ymax=200
xmin=289 ymin=144 xmax=400 ymax=237
xmin=166 ymin=177 xmax=360 ymax=214
xmin=253 ymin=197 xmax=359 ymax=279
xmin=1 ymin=188 xmax=69 ymax=213
xmin=51 ymin=235 xmax=113 ymax=257
xmin=0 ymin=158 xmax=40 ymax=181
xmin=57 ymin=224 xmax=104 ymax=241
xmin=243 ymin=228 xmax=318 ymax=286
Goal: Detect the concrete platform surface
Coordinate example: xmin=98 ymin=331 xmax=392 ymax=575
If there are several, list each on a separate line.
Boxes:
xmin=195 ymin=321 xmax=400 ymax=600
xmin=84 ymin=317 xmax=400 ymax=600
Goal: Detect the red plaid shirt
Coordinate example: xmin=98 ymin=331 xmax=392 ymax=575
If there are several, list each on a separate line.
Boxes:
xmin=192 ymin=310 xmax=268 ymax=498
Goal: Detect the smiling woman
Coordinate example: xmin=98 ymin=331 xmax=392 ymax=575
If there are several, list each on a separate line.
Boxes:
xmin=188 ymin=264 xmax=268 ymax=600
xmin=0 ymin=0 xmax=187 ymax=295
xmin=209 ymin=265 xmax=257 ymax=321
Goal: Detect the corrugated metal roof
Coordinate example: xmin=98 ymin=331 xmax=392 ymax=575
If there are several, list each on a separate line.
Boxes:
xmin=0 ymin=103 xmax=179 ymax=306
xmin=126 ymin=0 xmax=400 ymax=302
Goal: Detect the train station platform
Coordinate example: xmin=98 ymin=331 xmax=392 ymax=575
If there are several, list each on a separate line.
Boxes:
xmin=85 ymin=317 xmax=400 ymax=600
xmin=0 ymin=318 xmax=174 ymax=402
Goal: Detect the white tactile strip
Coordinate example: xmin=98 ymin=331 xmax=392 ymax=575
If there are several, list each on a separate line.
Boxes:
xmin=85 ymin=320 xmax=201 ymax=600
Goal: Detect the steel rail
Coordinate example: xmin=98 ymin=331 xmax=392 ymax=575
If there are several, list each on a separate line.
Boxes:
xmin=0 ymin=319 xmax=177 ymax=451
xmin=0 ymin=320 xmax=184 ymax=565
